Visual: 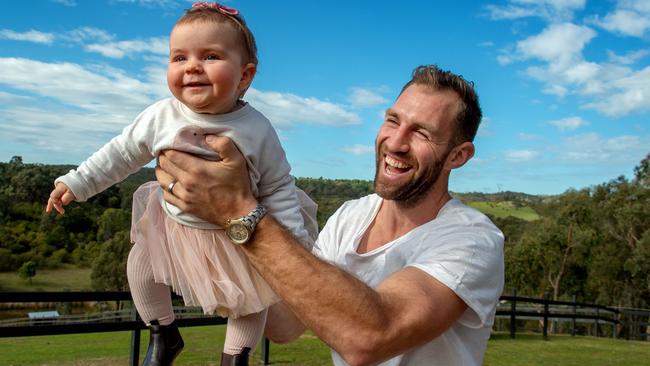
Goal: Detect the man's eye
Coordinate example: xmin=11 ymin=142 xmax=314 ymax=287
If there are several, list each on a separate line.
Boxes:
xmin=385 ymin=119 xmax=398 ymax=126
xmin=416 ymin=130 xmax=430 ymax=140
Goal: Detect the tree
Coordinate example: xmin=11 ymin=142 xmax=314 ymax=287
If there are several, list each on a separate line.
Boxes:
xmin=18 ymin=260 xmax=36 ymax=285
xmin=91 ymin=231 xmax=131 ymax=291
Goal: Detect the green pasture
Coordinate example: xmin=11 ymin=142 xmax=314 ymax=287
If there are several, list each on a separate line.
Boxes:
xmin=1 ymin=328 xmax=649 ymax=365
xmin=468 ymin=201 xmax=540 ymax=221
xmin=0 ymin=266 xmax=92 ymax=292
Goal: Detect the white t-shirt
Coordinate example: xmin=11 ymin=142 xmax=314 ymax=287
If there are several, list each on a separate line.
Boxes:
xmin=312 ymin=194 xmax=504 ymax=366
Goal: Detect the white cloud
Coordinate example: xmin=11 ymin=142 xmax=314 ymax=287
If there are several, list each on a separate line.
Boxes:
xmin=246 ymin=88 xmax=361 ymax=128
xmin=63 ymin=27 xmax=114 ymax=43
xmin=348 ymin=88 xmax=389 ymax=108
xmin=0 ymin=29 xmax=55 ymax=44
xmin=584 ymin=65 xmax=650 ymax=116
xmin=591 ymin=0 xmax=650 ymax=38
xmin=517 ymin=23 xmax=595 ymax=65
xmin=559 ymin=132 xmax=648 ymax=162
xmin=85 ymin=37 xmax=168 ymax=59
xmin=485 ymin=0 xmax=585 ymax=22
xmin=517 ymin=133 xmax=543 ymax=141
xmin=493 ymin=16 xmax=650 ymax=117
xmin=342 ymin=144 xmax=374 ymax=156
xmin=607 ymin=49 xmax=649 ymax=65
xmin=548 ymin=116 xmax=589 ymax=131
xmin=114 ymin=0 xmax=179 ymax=9
xmin=51 ymin=0 xmax=76 ymax=6
xmin=0 ymin=57 xmax=154 ymax=117
xmin=505 ymin=149 xmax=540 ymax=162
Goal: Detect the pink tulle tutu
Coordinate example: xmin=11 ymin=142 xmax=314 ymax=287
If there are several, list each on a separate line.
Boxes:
xmin=130 ymin=181 xmax=279 ymax=318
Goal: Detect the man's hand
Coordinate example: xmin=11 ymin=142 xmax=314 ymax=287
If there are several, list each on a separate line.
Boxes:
xmin=46 ymin=182 xmax=76 ymax=215
xmin=156 ymin=135 xmax=258 ymax=225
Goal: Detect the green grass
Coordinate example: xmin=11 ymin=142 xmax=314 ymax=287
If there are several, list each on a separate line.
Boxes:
xmin=1 ymin=329 xmax=649 ymax=365
xmin=0 ymin=325 xmax=332 ymax=366
xmin=484 ymin=333 xmax=650 ymax=366
xmin=0 ymin=266 xmax=92 ymax=292
xmin=468 ymin=201 xmax=540 ymax=221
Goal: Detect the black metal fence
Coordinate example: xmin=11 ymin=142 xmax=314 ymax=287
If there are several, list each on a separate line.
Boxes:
xmin=495 ymin=289 xmax=650 ymax=341
xmin=0 ymin=291 xmax=271 ymax=366
xmin=1 ymin=290 xmax=649 ymax=365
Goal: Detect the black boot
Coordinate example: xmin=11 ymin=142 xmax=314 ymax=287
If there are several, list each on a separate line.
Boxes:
xmin=142 ymin=320 xmax=184 ymax=366
xmin=220 ymin=347 xmax=251 ymax=366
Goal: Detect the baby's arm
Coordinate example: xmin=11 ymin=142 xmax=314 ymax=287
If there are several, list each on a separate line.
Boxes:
xmin=255 ymin=146 xmax=314 ymax=248
xmin=55 ymin=108 xmax=156 ymax=202
xmin=46 ymin=182 xmax=77 ymax=215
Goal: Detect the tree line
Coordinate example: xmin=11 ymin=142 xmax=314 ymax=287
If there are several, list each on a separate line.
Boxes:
xmin=0 ymin=154 xmax=649 ymax=311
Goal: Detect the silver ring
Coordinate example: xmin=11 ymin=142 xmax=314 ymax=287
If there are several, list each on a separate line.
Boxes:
xmin=167 ymin=180 xmax=177 ymax=195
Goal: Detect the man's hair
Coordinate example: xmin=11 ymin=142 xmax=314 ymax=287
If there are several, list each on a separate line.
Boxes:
xmin=176 ymin=6 xmax=258 ymax=66
xmin=401 ymin=65 xmax=482 ymax=144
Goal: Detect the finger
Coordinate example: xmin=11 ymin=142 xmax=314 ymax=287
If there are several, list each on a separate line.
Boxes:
xmin=46 ymin=199 xmax=53 ymax=213
xmin=155 ymin=164 xmax=176 ymax=190
xmin=61 ymin=191 xmax=76 ymax=205
xmin=158 ymin=150 xmax=194 ymax=183
xmin=204 ymin=135 xmax=242 ymax=163
xmin=54 ymin=202 xmax=65 ymax=215
xmin=160 ymin=189 xmax=188 ymax=212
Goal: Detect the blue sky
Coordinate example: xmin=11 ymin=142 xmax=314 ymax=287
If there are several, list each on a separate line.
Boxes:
xmin=1 ymin=0 xmax=648 ymax=195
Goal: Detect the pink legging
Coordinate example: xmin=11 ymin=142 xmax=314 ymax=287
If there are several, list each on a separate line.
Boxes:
xmin=127 ymin=244 xmax=267 ymax=354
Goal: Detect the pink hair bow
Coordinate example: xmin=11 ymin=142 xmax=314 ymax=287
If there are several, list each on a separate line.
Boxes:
xmin=191 ymin=2 xmax=239 ymax=15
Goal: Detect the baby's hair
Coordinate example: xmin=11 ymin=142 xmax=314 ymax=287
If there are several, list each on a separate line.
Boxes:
xmin=176 ymin=3 xmax=258 ymax=66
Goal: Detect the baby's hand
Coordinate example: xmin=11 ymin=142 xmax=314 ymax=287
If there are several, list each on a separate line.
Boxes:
xmin=46 ymin=183 xmax=76 ymax=215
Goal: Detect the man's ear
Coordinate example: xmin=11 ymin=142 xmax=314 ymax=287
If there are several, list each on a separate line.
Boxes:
xmin=238 ymin=63 xmax=257 ymax=94
xmin=445 ymin=141 xmax=475 ymax=170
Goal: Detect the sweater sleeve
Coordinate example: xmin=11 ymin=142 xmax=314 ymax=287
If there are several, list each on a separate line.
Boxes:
xmin=54 ymin=109 xmax=156 ymax=202
xmin=253 ymin=126 xmax=313 ymax=249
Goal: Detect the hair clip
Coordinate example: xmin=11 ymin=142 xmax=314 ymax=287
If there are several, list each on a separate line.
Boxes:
xmin=191 ymin=2 xmax=239 ymax=16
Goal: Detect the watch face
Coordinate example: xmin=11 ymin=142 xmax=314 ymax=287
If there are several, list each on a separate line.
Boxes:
xmin=227 ymin=222 xmax=250 ymax=244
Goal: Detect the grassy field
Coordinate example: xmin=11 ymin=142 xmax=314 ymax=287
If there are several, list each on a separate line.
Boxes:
xmin=0 ymin=266 xmax=92 ymax=292
xmin=1 ymin=328 xmax=649 ymax=365
xmin=467 ymin=201 xmax=540 ymax=221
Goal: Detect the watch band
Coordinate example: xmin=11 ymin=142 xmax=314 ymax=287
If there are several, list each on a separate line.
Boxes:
xmin=242 ymin=204 xmax=267 ymax=232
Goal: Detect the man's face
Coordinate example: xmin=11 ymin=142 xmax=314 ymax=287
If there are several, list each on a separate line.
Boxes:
xmin=374 ymin=85 xmax=460 ymax=207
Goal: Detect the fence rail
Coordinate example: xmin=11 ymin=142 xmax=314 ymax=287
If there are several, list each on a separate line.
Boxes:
xmin=1 ymin=290 xmax=649 ymax=364
xmin=0 ymin=291 xmax=268 ymax=366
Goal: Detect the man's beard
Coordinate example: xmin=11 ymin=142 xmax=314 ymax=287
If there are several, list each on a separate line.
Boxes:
xmin=374 ymin=149 xmax=449 ymax=208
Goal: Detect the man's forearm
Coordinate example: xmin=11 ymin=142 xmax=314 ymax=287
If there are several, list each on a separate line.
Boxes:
xmin=241 ymin=217 xmax=390 ymax=360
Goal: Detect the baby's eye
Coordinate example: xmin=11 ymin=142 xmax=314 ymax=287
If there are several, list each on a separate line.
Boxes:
xmin=205 ymin=54 xmax=220 ymax=60
xmin=172 ymin=55 xmax=186 ymax=62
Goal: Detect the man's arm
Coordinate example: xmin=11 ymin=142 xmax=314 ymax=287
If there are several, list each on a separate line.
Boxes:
xmin=156 ymin=136 xmax=467 ymax=365
xmin=265 ymin=301 xmax=306 ymax=343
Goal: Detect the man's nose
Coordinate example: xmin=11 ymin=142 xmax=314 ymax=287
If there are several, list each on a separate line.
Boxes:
xmin=385 ymin=126 xmax=410 ymax=153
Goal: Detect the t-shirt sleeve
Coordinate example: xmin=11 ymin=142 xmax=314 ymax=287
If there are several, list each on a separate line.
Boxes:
xmin=408 ymin=221 xmax=504 ymax=328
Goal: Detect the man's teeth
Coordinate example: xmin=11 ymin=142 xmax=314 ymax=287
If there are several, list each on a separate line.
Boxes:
xmin=385 ymin=155 xmax=411 ymax=169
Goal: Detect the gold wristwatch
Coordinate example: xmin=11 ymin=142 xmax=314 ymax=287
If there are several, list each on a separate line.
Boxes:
xmin=225 ymin=204 xmax=267 ymax=245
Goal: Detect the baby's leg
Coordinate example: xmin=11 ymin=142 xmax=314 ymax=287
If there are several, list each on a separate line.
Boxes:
xmin=223 ymin=308 xmax=269 ymax=355
xmin=127 ymin=244 xmax=175 ymax=325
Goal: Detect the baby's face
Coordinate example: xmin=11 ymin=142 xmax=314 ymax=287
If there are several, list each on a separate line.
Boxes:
xmin=167 ymin=21 xmax=251 ymax=114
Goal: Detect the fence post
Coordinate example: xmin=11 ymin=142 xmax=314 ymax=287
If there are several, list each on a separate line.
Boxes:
xmin=595 ymin=307 xmax=600 ymax=337
xmin=261 ymin=337 xmax=270 ymax=365
xmin=510 ymin=288 xmax=516 ymax=339
xmin=543 ymin=292 xmax=549 ymax=340
xmin=130 ymin=308 xmax=141 ymax=366
xmin=571 ymin=295 xmax=576 ymax=336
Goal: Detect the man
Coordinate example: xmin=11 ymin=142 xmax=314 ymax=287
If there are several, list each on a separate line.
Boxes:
xmin=156 ymin=65 xmax=504 ymax=365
